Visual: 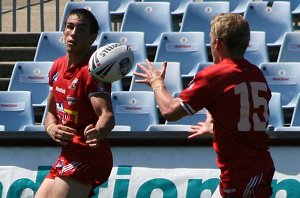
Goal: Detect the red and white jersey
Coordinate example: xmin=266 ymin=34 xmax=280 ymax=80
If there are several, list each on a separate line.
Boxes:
xmin=49 ymin=56 xmax=111 ymax=149
xmin=179 ymin=58 xmax=274 ymax=181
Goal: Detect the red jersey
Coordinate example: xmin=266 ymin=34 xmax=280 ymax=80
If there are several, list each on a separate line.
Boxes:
xmin=48 ymin=56 xmax=112 ymax=165
xmin=179 ymin=58 xmax=274 ymax=181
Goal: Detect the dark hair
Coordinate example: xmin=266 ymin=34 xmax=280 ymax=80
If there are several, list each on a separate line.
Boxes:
xmin=64 ymin=8 xmax=99 ymax=35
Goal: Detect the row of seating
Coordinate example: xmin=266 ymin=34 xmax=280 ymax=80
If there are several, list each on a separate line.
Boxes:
xmin=0 ymin=90 xmax=299 ymax=132
xmin=59 ymin=1 xmax=296 ymax=47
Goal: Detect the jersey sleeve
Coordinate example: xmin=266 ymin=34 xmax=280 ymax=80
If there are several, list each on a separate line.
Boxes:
xmin=179 ymin=71 xmax=211 ymax=115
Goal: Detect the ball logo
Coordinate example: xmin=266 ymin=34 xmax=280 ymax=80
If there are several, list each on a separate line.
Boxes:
xmin=99 ymin=43 xmax=122 ymax=57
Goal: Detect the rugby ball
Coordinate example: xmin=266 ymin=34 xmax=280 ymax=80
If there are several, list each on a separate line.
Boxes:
xmin=88 ymin=43 xmax=134 ymax=83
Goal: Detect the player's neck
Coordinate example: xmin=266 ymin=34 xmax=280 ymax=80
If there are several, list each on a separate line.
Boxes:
xmin=67 ymin=51 xmax=89 ymax=67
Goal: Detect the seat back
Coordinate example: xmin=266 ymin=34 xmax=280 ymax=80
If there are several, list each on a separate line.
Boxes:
xmin=120 ymin=2 xmax=173 ymax=47
xmin=259 ymin=62 xmax=300 ymax=109
xmin=245 ymin=31 xmax=269 ymax=66
xmin=290 ymin=93 xmax=300 ymax=126
xmin=60 ymin=2 xmax=112 ymax=46
xmin=268 ymin=92 xmax=285 ymax=130
xmin=98 ymin=31 xmax=147 ymax=76
xmin=180 ymin=2 xmax=230 ymax=45
xmin=277 ymin=32 xmax=300 ymax=62
xmin=0 ymin=91 xmax=35 ymax=131
xmin=129 ymin=62 xmax=183 ymax=96
xmin=84 ymin=0 xmax=135 ymax=14
xmin=244 ymin=1 xmax=293 ymax=46
xmin=147 ymin=124 xmax=192 ymax=131
xmin=154 ymin=32 xmax=208 ymax=77
xmin=143 ymin=0 xmax=193 ymax=15
xmin=111 ymin=91 xmax=159 ymax=131
xmin=23 ymin=125 xmax=45 ymax=131
xmin=229 ymin=0 xmax=253 ymax=13
xmin=7 ymin=61 xmax=52 ymax=107
xmin=34 ymin=32 xmax=66 ymax=62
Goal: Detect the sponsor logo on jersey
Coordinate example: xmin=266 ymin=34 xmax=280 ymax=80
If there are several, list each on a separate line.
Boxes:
xmin=55 ymin=87 xmax=66 ymax=94
xmin=56 ymin=102 xmax=78 ymax=124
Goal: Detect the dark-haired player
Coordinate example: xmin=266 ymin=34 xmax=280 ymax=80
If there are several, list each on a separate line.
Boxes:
xmin=35 ymin=9 xmax=114 ymax=198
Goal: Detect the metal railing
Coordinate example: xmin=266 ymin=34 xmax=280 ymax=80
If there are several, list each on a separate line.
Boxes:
xmin=0 ymin=0 xmax=75 ymax=32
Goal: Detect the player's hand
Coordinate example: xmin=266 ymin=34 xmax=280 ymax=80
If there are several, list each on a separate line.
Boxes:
xmin=188 ymin=121 xmax=213 ymax=139
xmin=47 ymin=124 xmax=76 ymax=146
xmin=84 ymin=124 xmax=102 ymax=148
xmin=133 ymin=59 xmax=167 ymax=86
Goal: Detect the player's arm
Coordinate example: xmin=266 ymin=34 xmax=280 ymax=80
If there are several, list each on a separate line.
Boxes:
xmin=134 ymin=59 xmax=188 ymax=121
xmin=44 ymin=92 xmax=76 ymax=145
xmin=85 ymin=93 xmax=115 ymax=147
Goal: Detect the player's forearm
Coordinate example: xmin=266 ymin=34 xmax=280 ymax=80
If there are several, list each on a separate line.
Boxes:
xmin=96 ymin=111 xmax=115 ymax=139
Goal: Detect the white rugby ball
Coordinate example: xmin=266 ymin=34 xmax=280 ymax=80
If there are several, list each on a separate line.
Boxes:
xmin=88 ymin=43 xmax=134 ymax=83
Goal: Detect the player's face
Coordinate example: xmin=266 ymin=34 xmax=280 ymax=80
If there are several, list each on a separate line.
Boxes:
xmin=64 ymin=14 xmax=95 ymax=54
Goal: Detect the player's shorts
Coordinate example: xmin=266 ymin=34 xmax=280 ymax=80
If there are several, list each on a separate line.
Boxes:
xmin=46 ymin=144 xmax=113 ymax=196
xmin=219 ymin=168 xmax=275 ymax=198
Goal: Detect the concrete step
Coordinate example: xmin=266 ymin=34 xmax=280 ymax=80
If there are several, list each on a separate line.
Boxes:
xmin=0 ymin=62 xmax=15 ymax=78
xmin=0 ymin=47 xmax=36 ymax=61
xmin=0 ymin=32 xmax=40 ymax=47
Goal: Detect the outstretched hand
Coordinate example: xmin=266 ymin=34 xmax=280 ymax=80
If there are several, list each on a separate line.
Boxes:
xmin=188 ymin=121 xmax=213 ymax=139
xmin=133 ymin=59 xmax=167 ymax=86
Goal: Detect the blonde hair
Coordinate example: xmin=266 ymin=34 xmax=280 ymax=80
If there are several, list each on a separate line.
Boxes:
xmin=211 ymin=13 xmax=250 ymax=56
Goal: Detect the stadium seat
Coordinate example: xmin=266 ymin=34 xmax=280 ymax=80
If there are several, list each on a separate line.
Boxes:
xmin=179 ymin=2 xmax=230 ymax=46
xmin=259 ymin=62 xmax=300 ymax=109
xmin=129 ymin=62 xmax=183 ymax=96
xmin=7 ymin=61 xmax=53 ymax=107
xmin=154 ymin=32 xmax=208 ymax=78
xmin=245 ymin=31 xmax=269 ymax=66
xmin=98 ymin=31 xmax=147 ymax=76
xmin=0 ymin=125 xmax=4 ymax=131
xmin=33 ymin=31 xmax=66 ymax=62
xmin=142 ymin=0 xmax=193 ymax=15
xmin=202 ymin=0 xmax=251 ymax=14
xmin=267 ymin=92 xmax=285 ymax=131
xmin=60 ymin=1 xmax=112 ymax=46
xmin=277 ymin=32 xmax=300 ymax=62
xmin=111 ymin=91 xmax=159 ymax=131
xmin=243 ymin=1 xmax=293 ymax=47
xmin=120 ymin=2 xmax=173 ymax=47
xmin=112 ymin=80 xmax=123 ymax=92
xmin=84 ymin=0 xmax=135 ymax=15
xmin=112 ymin=125 xmax=131 ymax=131
xmin=275 ymin=93 xmax=300 ymax=131
xmin=261 ymin=0 xmax=299 ymax=13
xmin=196 ymin=62 xmax=213 ymax=73
xmin=0 ymin=91 xmax=35 ymax=131
xmin=147 ymin=124 xmax=192 ymax=132
xmin=22 ymin=124 xmax=45 ymax=132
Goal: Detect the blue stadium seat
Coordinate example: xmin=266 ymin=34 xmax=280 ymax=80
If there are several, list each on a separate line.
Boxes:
xmin=0 ymin=125 xmax=4 ymax=131
xmin=268 ymin=92 xmax=285 ymax=131
xmin=22 ymin=124 xmax=45 ymax=131
xmin=196 ymin=62 xmax=213 ymax=73
xmin=275 ymin=93 xmax=300 ymax=131
xmin=154 ymin=32 xmax=208 ymax=78
xmin=142 ymin=0 xmax=193 ymax=15
xmin=111 ymin=91 xmax=159 ymax=131
xmin=229 ymin=0 xmax=253 ymax=13
xmin=60 ymin=1 xmax=112 ymax=46
xmin=147 ymin=124 xmax=192 ymax=132
xmin=84 ymin=0 xmax=135 ymax=15
xmin=129 ymin=61 xmax=183 ymax=96
xmin=243 ymin=1 xmax=293 ymax=47
xmin=112 ymin=125 xmax=132 ymax=131
xmin=245 ymin=31 xmax=269 ymax=66
xmin=98 ymin=31 xmax=147 ymax=76
xmin=7 ymin=61 xmax=53 ymax=107
xmin=120 ymin=2 xmax=173 ymax=47
xmin=277 ymin=32 xmax=300 ymax=62
xmin=112 ymin=80 xmax=123 ymax=92
xmin=34 ymin=31 xmax=66 ymax=62
xmin=179 ymin=2 xmax=230 ymax=46
xmin=259 ymin=62 xmax=300 ymax=109
xmin=0 ymin=91 xmax=35 ymax=131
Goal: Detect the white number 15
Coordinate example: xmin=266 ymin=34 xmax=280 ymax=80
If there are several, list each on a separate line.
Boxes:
xmin=235 ymin=82 xmax=269 ymax=132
